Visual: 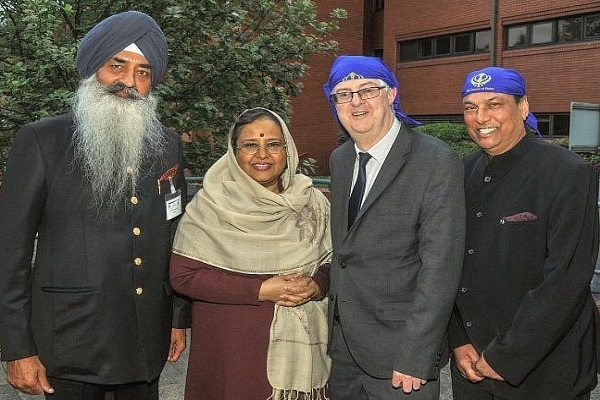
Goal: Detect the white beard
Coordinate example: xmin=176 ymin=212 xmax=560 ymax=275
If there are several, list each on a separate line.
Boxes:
xmin=72 ymin=76 xmax=166 ymax=212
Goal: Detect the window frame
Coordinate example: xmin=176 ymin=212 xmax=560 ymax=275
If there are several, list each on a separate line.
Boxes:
xmin=475 ymin=30 xmax=491 ymax=53
xmin=505 ymin=12 xmax=600 ymax=50
xmin=584 ymin=13 xmax=600 ymax=39
xmin=530 ymin=21 xmax=554 ymax=45
xmin=506 ymin=24 xmax=528 ymax=49
xmin=398 ymin=29 xmax=490 ymax=62
xmin=435 ymin=36 xmax=452 ymax=56
xmin=557 ymin=16 xmax=582 ymax=43
xmin=454 ymin=33 xmax=474 ymax=54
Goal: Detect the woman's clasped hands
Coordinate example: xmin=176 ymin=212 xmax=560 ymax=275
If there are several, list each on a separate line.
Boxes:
xmin=259 ymin=272 xmax=322 ymax=307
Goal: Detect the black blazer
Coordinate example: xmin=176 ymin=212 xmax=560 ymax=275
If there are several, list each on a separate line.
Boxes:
xmin=0 ymin=114 xmax=190 ymax=384
xmin=449 ymin=135 xmax=599 ymax=399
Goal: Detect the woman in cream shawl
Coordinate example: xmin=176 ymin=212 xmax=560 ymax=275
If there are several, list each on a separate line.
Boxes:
xmin=170 ymin=108 xmax=332 ymax=400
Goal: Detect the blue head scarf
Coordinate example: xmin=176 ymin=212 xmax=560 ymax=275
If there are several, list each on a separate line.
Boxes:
xmin=323 ymin=55 xmax=421 ymax=130
xmin=76 ymin=11 xmax=168 ymax=88
xmin=461 ymin=67 xmax=539 ymax=135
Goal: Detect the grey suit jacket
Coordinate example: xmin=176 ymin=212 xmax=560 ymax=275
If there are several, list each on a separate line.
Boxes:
xmin=328 ymin=124 xmax=465 ymax=380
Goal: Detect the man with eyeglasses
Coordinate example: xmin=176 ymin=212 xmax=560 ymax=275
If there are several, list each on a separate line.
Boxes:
xmin=322 ymin=55 xmax=465 ymax=399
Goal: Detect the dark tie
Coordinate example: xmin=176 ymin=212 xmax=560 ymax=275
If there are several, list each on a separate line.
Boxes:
xmin=348 ymin=152 xmax=371 ymax=227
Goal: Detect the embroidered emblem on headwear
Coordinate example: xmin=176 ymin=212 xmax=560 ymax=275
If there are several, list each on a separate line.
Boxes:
xmin=461 ymin=66 xmax=540 ymax=136
xmin=342 ymin=72 xmax=365 ymax=81
xmin=471 ymin=73 xmax=492 ymax=88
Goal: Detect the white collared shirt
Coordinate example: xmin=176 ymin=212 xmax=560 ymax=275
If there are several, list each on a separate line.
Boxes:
xmin=350 ymin=118 xmax=401 ymax=206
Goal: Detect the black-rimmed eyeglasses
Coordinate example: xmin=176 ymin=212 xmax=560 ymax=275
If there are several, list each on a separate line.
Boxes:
xmin=236 ymin=142 xmax=287 ymax=155
xmin=330 ymin=86 xmax=387 ymax=104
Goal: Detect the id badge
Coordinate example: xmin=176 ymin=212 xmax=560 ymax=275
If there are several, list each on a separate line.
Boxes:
xmin=165 ymin=189 xmax=182 ymax=220
xmin=165 ymin=177 xmax=182 ymax=220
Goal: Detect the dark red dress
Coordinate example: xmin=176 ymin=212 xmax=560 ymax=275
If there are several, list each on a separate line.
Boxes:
xmin=170 ymin=253 xmax=329 ymax=400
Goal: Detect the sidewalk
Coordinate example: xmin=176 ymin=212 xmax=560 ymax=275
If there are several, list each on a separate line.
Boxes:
xmin=1 ymin=340 xmax=598 ymax=399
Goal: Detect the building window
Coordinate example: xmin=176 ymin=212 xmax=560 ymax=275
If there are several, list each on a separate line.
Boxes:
xmin=536 ymin=114 xmax=550 ymax=135
xmin=374 ymin=0 xmax=384 ymax=11
xmin=399 ymin=41 xmax=417 ymax=60
xmin=475 ymin=30 xmax=491 ymax=52
xmin=531 ymin=21 xmax=553 ymax=45
xmin=585 ymin=14 xmax=600 ymax=38
xmin=420 ymin=39 xmax=433 ymax=58
xmin=558 ymin=17 xmax=582 ymax=42
xmin=454 ymin=33 xmax=473 ymax=53
xmin=532 ymin=114 xmax=570 ymax=136
xmin=435 ymin=37 xmax=451 ymax=56
xmin=398 ymin=29 xmax=490 ymax=62
xmin=553 ymin=114 xmax=570 ymax=136
xmin=506 ymin=12 xmax=600 ymax=49
xmin=507 ymin=25 xmax=527 ymax=48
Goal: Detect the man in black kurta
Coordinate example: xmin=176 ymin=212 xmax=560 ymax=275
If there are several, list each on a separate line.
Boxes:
xmin=0 ymin=11 xmax=190 ymax=399
xmin=449 ymin=66 xmax=598 ymax=400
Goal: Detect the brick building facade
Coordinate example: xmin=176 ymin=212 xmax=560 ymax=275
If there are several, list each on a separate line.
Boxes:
xmin=288 ymin=0 xmax=600 ymax=175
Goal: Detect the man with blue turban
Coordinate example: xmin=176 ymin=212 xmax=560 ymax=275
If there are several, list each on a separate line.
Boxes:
xmin=449 ymin=66 xmax=598 ymax=399
xmin=323 ymin=55 xmax=465 ymax=399
xmin=0 ymin=11 xmax=190 ymax=399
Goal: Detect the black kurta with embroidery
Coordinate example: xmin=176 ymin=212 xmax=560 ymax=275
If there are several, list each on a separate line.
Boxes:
xmin=449 ymin=134 xmax=598 ymax=399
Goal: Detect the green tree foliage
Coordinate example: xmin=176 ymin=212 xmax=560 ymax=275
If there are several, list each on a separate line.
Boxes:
xmin=416 ymin=122 xmax=479 ymax=157
xmin=552 ymin=137 xmax=600 ymax=165
xmin=0 ymin=0 xmax=79 ymax=169
xmin=417 ymin=124 xmax=600 ymax=168
xmin=0 ymin=0 xmax=346 ymax=174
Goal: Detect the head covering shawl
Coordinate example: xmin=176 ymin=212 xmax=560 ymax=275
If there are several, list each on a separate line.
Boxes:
xmin=323 ymin=55 xmax=422 ymax=131
xmin=172 ymin=108 xmax=332 ymax=399
xmin=461 ymin=66 xmax=540 ymax=135
xmin=76 ymin=11 xmax=168 ymax=88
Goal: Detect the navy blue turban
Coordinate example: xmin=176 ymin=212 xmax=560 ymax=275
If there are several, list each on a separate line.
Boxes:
xmin=323 ymin=55 xmax=421 ymax=128
xmin=76 ymin=11 xmax=168 ymax=88
xmin=462 ymin=66 xmax=539 ymax=135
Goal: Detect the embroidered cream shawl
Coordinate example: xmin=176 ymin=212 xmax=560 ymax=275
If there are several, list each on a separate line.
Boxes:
xmin=172 ymin=108 xmax=332 ymax=399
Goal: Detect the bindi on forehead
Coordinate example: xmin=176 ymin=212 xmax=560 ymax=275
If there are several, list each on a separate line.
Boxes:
xmin=260 ymin=133 xmax=264 ymax=137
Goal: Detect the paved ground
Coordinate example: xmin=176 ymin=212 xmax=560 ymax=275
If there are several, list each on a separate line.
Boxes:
xmin=1 ymin=333 xmax=598 ymax=399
